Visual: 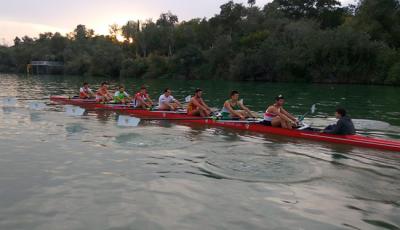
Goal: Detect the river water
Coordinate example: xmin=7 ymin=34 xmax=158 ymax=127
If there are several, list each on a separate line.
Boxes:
xmin=0 ymin=74 xmax=399 ymax=230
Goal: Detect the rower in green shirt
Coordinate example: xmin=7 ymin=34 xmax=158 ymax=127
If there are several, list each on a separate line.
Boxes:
xmin=113 ymin=85 xmax=130 ymax=104
xmin=220 ymin=91 xmax=256 ymax=120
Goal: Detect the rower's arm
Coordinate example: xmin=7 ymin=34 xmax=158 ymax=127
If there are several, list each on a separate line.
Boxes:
xmin=193 ymin=99 xmax=208 ymax=111
xmin=225 ymin=102 xmax=242 ymax=117
xmin=240 ymin=103 xmax=255 ymax=117
xmin=281 ymin=109 xmax=297 ymax=121
xmin=273 ymin=109 xmax=294 ymax=123
xmin=199 ymin=99 xmax=210 ymax=110
xmin=146 ymin=95 xmax=154 ymax=104
xmin=324 ymin=120 xmax=344 ymax=134
xmin=174 ymin=99 xmax=182 ymax=107
xmin=191 ymin=98 xmax=201 ymax=108
xmin=137 ymin=96 xmax=146 ymax=104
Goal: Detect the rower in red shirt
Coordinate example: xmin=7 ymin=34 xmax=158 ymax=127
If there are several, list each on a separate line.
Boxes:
xmin=79 ymin=82 xmax=95 ymax=99
xmin=96 ymin=82 xmax=113 ymax=102
xmin=187 ymin=88 xmax=212 ymax=117
xmin=132 ymin=86 xmax=153 ymax=109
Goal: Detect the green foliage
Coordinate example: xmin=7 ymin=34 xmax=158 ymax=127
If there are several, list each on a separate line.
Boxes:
xmin=351 ymin=0 xmax=400 ymax=48
xmin=0 ymin=1 xmax=399 ymax=85
xmin=120 ymin=58 xmax=148 ymax=78
xmin=0 ymin=46 xmax=16 ymax=72
xmin=386 ymin=61 xmax=400 ymax=84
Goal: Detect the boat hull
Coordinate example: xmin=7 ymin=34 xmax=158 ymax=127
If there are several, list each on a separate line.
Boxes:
xmin=50 ymin=96 xmax=400 ymax=152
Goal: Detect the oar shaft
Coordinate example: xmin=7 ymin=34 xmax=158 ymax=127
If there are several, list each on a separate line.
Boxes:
xmin=140 ymin=117 xmax=213 ymax=121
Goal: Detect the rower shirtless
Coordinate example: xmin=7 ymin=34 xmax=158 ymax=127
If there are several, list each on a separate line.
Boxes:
xmin=96 ymin=82 xmax=113 ymax=102
xmin=187 ymin=88 xmax=212 ymax=117
xmin=158 ymin=88 xmax=182 ymax=111
xmin=263 ymin=95 xmax=298 ymax=129
xmin=113 ymin=85 xmax=130 ymax=104
xmin=79 ymin=82 xmax=95 ymax=99
xmin=132 ymin=86 xmax=153 ymax=109
xmin=221 ymin=91 xmax=255 ymax=120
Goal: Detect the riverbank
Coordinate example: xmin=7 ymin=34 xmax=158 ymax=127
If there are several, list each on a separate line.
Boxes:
xmin=1 ymin=0 xmax=399 ymax=85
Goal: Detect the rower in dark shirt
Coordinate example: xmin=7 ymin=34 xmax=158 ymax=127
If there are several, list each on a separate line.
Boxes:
xmin=324 ymin=108 xmax=356 ymax=135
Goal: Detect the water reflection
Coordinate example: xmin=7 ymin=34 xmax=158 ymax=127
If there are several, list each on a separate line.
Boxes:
xmin=0 ymin=74 xmax=399 ymax=230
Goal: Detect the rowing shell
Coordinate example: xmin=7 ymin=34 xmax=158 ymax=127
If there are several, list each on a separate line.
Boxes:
xmin=50 ymin=96 xmax=400 ymax=152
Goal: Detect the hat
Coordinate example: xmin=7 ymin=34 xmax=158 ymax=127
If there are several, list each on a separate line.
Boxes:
xmin=275 ymin=94 xmax=284 ymax=100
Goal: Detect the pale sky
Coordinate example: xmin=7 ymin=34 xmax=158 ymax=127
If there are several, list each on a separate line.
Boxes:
xmin=0 ymin=0 xmax=356 ymax=45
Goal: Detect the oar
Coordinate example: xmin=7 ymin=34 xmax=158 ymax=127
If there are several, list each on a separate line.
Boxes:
xmin=117 ymin=115 xmax=215 ymax=127
xmin=28 ymin=102 xmax=47 ymax=110
xmin=117 ymin=115 xmax=264 ymax=127
xmin=185 ymin=95 xmax=191 ymax=103
xmin=299 ymin=104 xmax=317 ymax=121
xmin=2 ymin=97 xmax=17 ymax=106
xmin=2 ymin=97 xmax=47 ymax=110
xmin=65 ymin=105 xmax=86 ymax=116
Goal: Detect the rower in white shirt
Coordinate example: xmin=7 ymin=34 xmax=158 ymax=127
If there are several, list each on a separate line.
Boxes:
xmin=158 ymin=88 xmax=182 ymax=111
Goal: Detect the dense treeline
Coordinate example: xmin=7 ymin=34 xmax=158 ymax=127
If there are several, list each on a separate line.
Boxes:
xmin=0 ymin=0 xmax=399 ymax=84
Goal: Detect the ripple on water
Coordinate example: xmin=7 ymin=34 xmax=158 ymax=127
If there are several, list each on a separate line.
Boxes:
xmin=199 ymin=153 xmax=322 ymax=183
xmin=113 ymin=131 xmax=193 ymax=150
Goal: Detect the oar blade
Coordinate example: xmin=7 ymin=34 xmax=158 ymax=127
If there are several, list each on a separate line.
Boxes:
xmin=28 ymin=102 xmax=47 ymax=111
xmin=311 ymin=104 xmax=316 ymax=114
xmin=2 ymin=97 xmax=17 ymax=107
xmin=118 ymin=115 xmax=141 ymax=127
xmin=65 ymin=105 xmax=85 ymax=116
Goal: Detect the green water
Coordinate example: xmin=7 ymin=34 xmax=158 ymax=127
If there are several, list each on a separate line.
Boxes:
xmin=0 ymin=74 xmax=399 ymax=230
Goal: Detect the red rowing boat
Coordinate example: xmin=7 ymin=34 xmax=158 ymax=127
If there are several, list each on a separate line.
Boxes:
xmin=50 ymin=96 xmax=400 ymax=152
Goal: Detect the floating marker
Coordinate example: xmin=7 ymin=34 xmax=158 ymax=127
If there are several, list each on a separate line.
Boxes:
xmin=65 ymin=105 xmax=85 ymax=116
xmin=117 ymin=115 xmax=141 ymax=127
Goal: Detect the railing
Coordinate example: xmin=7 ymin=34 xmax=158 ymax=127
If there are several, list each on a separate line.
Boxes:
xmin=30 ymin=61 xmax=64 ymax=66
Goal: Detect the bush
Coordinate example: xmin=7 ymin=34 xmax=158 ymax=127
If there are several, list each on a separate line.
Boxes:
xmin=386 ymin=61 xmax=400 ymax=85
xmin=120 ymin=58 xmax=148 ymax=78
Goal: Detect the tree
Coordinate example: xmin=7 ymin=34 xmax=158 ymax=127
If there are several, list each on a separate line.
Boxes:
xmin=73 ymin=24 xmax=92 ymax=41
xmin=13 ymin=37 xmax=21 ymax=46
xmin=121 ymin=20 xmax=140 ymax=56
xmin=109 ymin=23 xmax=121 ymax=41
xmin=352 ymin=0 xmax=400 ymax=47
xmin=156 ymin=12 xmax=179 ymax=56
xmin=248 ymin=0 xmax=256 ymax=7
xmin=269 ymin=0 xmax=345 ymax=28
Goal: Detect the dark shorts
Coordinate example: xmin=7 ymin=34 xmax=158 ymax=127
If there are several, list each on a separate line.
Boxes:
xmin=260 ymin=120 xmax=272 ymax=126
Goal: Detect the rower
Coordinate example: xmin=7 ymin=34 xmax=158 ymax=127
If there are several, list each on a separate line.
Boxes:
xmin=221 ymin=91 xmax=255 ymax=120
xmin=114 ymin=85 xmax=130 ymax=104
xmin=187 ymin=88 xmax=212 ymax=117
xmin=132 ymin=86 xmax=153 ymax=109
xmin=96 ymin=82 xmax=113 ymax=102
xmin=79 ymin=82 xmax=95 ymax=99
xmin=158 ymin=88 xmax=182 ymax=111
xmin=324 ymin=108 xmax=356 ymax=135
xmin=263 ymin=95 xmax=298 ymax=129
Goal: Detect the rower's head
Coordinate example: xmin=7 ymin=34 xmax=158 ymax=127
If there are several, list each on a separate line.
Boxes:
xmin=230 ymin=90 xmax=239 ymax=101
xmin=101 ymin=82 xmax=109 ymax=89
xmin=140 ymin=86 xmax=147 ymax=93
xmin=83 ymin=82 xmax=89 ymax=88
xmin=336 ymin=108 xmax=346 ymax=119
xmin=195 ymin=88 xmax=203 ymax=97
xmin=275 ymin=95 xmax=285 ymax=106
xmin=119 ymin=85 xmax=125 ymax=92
xmin=164 ymin=88 xmax=172 ymax=96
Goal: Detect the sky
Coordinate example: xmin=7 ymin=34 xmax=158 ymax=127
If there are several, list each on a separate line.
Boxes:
xmin=0 ymin=0 xmax=356 ymax=45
